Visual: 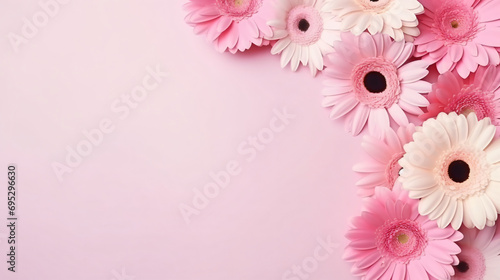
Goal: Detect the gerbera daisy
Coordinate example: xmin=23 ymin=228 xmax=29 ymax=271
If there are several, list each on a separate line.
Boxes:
xmin=452 ymin=223 xmax=500 ymax=280
xmin=323 ymin=32 xmax=431 ymax=136
xmin=414 ymin=0 xmax=500 ymax=78
xmin=267 ymin=0 xmax=341 ymax=76
xmin=399 ymin=112 xmax=500 ymax=230
xmin=184 ymin=0 xmax=273 ymax=53
xmin=421 ymin=65 xmax=500 ymax=126
xmin=344 ymin=185 xmax=463 ymax=280
xmin=325 ymin=0 xmax=424 ymax=42
xmin=354 ymin=124 xmax=416 ymax=197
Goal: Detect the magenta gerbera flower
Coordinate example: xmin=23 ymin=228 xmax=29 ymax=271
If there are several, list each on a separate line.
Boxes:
xmin=421 ymin=65 xmax=500 ymax=126
xmin=414 ymin=0 xmax=500 ymax=78
xmin=452 ymin=224 xmax=500 ymax=280
xmin=184 ymin=0 xmax=273 ymax=53
xmin=323 ymin=32 xmax=432 ymax=136
xmin=353 ymin=124 xmax=416 ymax=197
xmin=344 ymin=185 xmax=463 ymax=280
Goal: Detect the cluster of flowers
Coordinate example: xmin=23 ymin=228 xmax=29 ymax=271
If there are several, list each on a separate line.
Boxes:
xmin=185 ymin=0 xmax=500 ymax=279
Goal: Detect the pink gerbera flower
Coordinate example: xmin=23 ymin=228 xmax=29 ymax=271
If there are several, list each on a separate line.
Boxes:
xmin=344 ymin=185 xmax=463 ymax=280
xmin=353 ymin=124 xmax=416 ymax=197
xmin=414 ymin=0 xmax=500 ymax=78
xmin=421 ymin=65 xmax=500 ymax=125
xmin=184 ymin=0 xmax=273 ymax=53
xmin=452 ymin=224 xmax=500 ymax=280
xmin=323 ymin=32 xmax=431 ymax=136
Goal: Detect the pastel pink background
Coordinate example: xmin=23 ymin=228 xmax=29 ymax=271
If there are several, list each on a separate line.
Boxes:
xmin=0 ymin=1 xmax=364 ymax=279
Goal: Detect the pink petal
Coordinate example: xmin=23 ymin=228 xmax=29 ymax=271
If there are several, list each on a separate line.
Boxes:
xmin=425 ymin=244 xmax=454 ymax=264
xmin=485 ymin=46 xmax=500 ymax=65
xmin=393 ymin=43 xmax=414 ymax=68
xmin=400 ymin=91 xmax=430 ymax=106
xmin=475 ymin=44 xmax=489 ymax=66
xmin=353 ymin=161 xmax=385 ymax=172
xmin=356 ymin=251 xmax=382 ymax=269
xmin=392 ymin=264 xmax=406 ymax=280
xmin=406 ymin=261 xmax=430 ymax=280
xmin=436 ymin=56 xmax=454 ymax=73
xmin=449 ymin=45 xmax=464 ymax=62
xmin=399 ymin=100 xmax=424 ymax=115
xmin=329 ymin=96 xmax=359 ymax=119
xmin=364 ymin=258 xmax=392 ymax=280
xmin=351 ymin=104 xmax=370 ymax=136
xmin=216 ymin=16 xmax=233 ymax=33
xmin=359 ymin=32 xmax=377 ymax=57
xmin=388 ymin=104 xmax=410 ymax=125
xmin=403 ymin=80 xmax=432 ymax=92
xmin=368 ymin=108 xmax=390 ymax=138
xmin=419 ymin=257 xmax=449 ymax=280
xmin=476 ymin=25 xmax=500 ymax=47
xmin=356 ymin=173 xmax=386 ymax=186
xmin=399 ymin=60 xmax=430 ymax=83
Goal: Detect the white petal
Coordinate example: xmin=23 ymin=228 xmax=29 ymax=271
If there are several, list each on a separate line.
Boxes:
xmin=490 ymin=165 xmax=500 ymax=181
xmin=429 ymin=194 xmax=451 ymax=220
xmin=419 ymin=189 xmax=445 ymax=216
xmin=486 ymin=139 xmax=500 ymax=164
xmin=450 ymin=200 xmax=464 ymax=230
xmin=271 ymin=37 xmax=292 ymax=55
xmin=438 ymin=198 xmax=457 ymax=228
xmin=465 ymin=196 xmax=487 ymax=229
xmin=280 ymin=44 xmax=296 ymax=68
xmin=486 ymin=181 xmax=500 ymax=212
xmin=291 ymin=44 xmax=302 ymax=71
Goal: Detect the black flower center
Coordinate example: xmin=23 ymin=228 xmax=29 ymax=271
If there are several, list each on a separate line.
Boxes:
xmin=298 ymin=19 xmax=310 ymax=32
xmin=370 ymin=0 xmax=379 ymax=2
xmin=448 ymin=160 xmax=470 ymax=183
xmin=456 ymin=261 xmax=470 ymax=273
xmin=364 ymin=71 xmax=387 ymax=93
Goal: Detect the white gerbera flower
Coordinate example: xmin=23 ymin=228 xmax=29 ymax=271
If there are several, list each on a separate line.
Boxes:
xmin=268 ymin=0 xmax=341 ymax=76
xmin=325 ymin=0 xmax=424 ymax=42
xmin=399 ymin=112 xmax=500 ymax=230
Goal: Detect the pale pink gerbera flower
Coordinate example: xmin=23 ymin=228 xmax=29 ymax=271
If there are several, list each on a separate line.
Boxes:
xmin=452 ymin=224 xmax=500 ymax=280
xmin=344 ymin=185 xmax=463 ymax=280
xmin=325 ymin=0 xmax=424 ymax=42
xmin=323 ymin=32 xmax=431 ymax=136
xmin=414 ymin=0 xmax=500 ymax=78
xmin=421 ymin=65 xmax=500 ymax=126
xmin=399 ymin=112 xmax=500 ymax=230
xmin=184 ymin=0 xmax=273 ymax=53
xmin=268 ymin=0 xmax=341 ymax=76
xmin=353 ymin=124 xmax=416 ymax=197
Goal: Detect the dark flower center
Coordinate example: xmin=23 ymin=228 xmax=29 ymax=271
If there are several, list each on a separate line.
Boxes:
xmin=456 ymin=261 xmax=470 ymax=273
xmin=448 ymin=160 xmax=470 ymax=183
xmin=364 ymin=71 xmax=387 ymax=93
xmin=370 ymin=0 xmax=379 ymax=2
xmin=451 ymin=20 xmax=459 ymax=28
xmin=298 ymin=19 xmax=310 ymax=32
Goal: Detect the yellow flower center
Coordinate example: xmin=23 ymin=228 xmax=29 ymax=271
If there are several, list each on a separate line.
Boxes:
xmin=398 ymin=234 xmax=409 ymax=244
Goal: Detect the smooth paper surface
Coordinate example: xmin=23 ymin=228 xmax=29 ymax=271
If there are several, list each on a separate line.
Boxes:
xmin=0 ymin=1 xmax=362 ymax=279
